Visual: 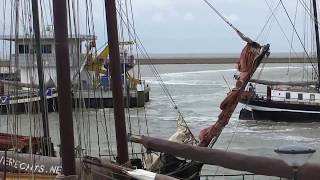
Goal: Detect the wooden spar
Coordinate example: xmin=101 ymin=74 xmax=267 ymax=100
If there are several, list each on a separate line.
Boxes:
xmin=52 ymin=0 xmax=76 ymax=176
xmin=104 ymin=0 xmax=129 ymax=164
xmin=312 ymin=0 xmax=320 ymax=90
xmin=130 ymin=135 xmax=320 ymax=180
xmin=12 ymin=0 xmax=19 ymax=116
xmin=31 ymin=0 xmax=50 ymax=156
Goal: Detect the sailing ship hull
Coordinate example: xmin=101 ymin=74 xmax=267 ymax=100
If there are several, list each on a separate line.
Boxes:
xmin=0 ymin=151 xmax=114 ymax=179
xmin=239 ymin=98 xmax=320 ymax=122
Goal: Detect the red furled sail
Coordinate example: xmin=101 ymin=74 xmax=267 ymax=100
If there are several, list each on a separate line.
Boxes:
xmin=198 ymin=42 xmax=270 ymax=147
xmin=0 ymin=133 xmax=43 ymax=153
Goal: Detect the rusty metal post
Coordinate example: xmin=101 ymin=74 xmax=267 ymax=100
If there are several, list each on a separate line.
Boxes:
xmin=104 ymin=0 xmax=129 ymax=164
xmin=52 ymin=0 xmax=76 ymax=176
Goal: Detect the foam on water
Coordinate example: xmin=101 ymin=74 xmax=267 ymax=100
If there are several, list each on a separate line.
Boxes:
xmin=279 ymin=135 xmax=316 ymax=142
xmin=140 ymin=64 xmax=320 ymax=152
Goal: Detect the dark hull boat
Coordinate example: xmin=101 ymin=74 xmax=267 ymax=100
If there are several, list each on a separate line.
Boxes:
xmin=238 ymin=0 xmax=320 ymax=122
xmin=239 ymin=95 xmax=320 ymax=122
xmin=238 ymin=78 xmax=320 ymax=122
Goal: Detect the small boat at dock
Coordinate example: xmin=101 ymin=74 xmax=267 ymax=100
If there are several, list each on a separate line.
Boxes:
xmin=0 ymin=34 xmax=149 ymax=114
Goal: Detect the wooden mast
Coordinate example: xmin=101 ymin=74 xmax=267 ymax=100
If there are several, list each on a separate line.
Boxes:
xmin=104 ymin=0 xmax=130 ymax=164
xmin=52 ymin=0 xmax=76 ymax=176
xmin=312 ymin=0 xmax=320 ymax=89
xmin=31 ymin=0 xmax=51 ymax=156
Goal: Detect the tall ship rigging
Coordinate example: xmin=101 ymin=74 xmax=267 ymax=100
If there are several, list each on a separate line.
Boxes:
xmin=0 ymin=0 xmax=320 ymax=179
xmin=239 ymin=0 xmax=320 ymax=122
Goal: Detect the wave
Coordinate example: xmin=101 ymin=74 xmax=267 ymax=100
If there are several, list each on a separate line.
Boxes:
xmin=160 ymin=69 xmax=237 ymax=77
xmin=145 ymin=79 xmax=225 ymax=86
xmin=279 ymin=135 xmax=316 ymax=142
xmin=159 ymin=66 xmax=303 ymax=77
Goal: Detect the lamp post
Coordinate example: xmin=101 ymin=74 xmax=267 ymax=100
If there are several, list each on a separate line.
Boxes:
xmin=275 ymin=145 xmax=316 ymax=180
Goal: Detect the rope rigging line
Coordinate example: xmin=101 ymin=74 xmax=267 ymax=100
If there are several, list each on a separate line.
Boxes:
xmin=256 ymin=0 xmax=318 ymax=81
xmin=115 ymin=4 xmax=197 ymax=142
xmin=12 ymin=0 xmax=20 ymax=147
xmin=117 ymin=0 xmax=139 ymax=157
xmin=260 ymin=7 xmax=276 ymax=44
xmin=199 ymin=1 xmax=273 ymax=151
xmin=287 ymin=0 xmax=300 ymax=75
xmin=68 ymin=0 xmax=82 ymax=157
xmin=202 ymin=0 xmax=255 ymax=43
xmin=298 ymin=0 xmax=320 ymax=27
xmin=115 ymin=7 xmax=183 ymax=112
xmin=129 ymin=0 xmax=142 ymax=81
xmin=202 ymin=0 xmax=240 ymax=34
xmin=260 ymin=0 xmax=301 ymax=76
xmin=279 ymin=0 xmax=318 ymax=77
xmin=204 ymin=0 xmax=318 ymax=81
xmin=256 ymin=0 xmax=281 ymax=41
xmin=113 ymin=10 xmax=174 ymax=106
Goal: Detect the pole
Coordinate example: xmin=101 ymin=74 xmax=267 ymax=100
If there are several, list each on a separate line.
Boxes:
xmin=312 ymin=0 xmax=320 ymax=89
xmin=14 ymin=0 xmax=19 ymax=71
xmin=31 ymin=0 xmax=51 ymax=156
xmin=104 ymin=0 xmax=129 ymax=164
xmin=293 ymin=168 xmax=298 ymax=180
xmin=52 ymin=0 xmax=76 ymax=176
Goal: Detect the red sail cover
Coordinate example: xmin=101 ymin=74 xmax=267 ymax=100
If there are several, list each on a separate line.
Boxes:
xmin=199 ymin=43 xmax=269 ymax=147
xmin=0 ymin=133 xmax=42 ymax=152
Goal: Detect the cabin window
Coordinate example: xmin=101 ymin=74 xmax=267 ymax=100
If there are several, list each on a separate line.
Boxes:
xmin=310 ymin=94 xmax=315 ymax=101
xmin=18 ymin=44 xmax=29 ymax=54
xmin=285 ymin=92 xmax=290 ymax=99
xmin=298 ymin=93 xmax=303 ymax=100
xmin=41 ymin=44 xmax=52 ymax=54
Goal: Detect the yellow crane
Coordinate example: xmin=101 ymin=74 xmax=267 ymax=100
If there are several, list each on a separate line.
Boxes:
xmin=84 ymin=41 xmax=141 ymax=89
xmin=84 ymin=41 xmax=134 ymax=74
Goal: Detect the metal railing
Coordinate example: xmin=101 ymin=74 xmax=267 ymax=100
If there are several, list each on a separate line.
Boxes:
xmin=250 ymin=92 xmax=320 ymax=106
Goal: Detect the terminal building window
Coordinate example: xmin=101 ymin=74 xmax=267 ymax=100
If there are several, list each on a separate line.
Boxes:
xmin=18 ymin=44 xmax=29 ymax=54
xmin=19 ymin=44 xmax=52 ymax=54
xmin=41 ymin=44 xmax=52 ymax=54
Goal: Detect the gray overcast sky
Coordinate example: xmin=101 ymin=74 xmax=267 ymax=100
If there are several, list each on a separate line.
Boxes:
xmin=0 ymin=0 xmax=316 ymax=54
xmin=126 ymin=0 xmax=314 ymax=54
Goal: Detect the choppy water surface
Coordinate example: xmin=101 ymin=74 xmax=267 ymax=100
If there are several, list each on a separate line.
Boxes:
xmin=1 ymin=63 xmax=319 ymax=179
xmin=140 ymin=63 xmax=320 ymax=179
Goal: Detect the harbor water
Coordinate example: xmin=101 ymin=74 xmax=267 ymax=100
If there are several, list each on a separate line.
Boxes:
xmin=0 ymin=63 xmax=319 ymax=179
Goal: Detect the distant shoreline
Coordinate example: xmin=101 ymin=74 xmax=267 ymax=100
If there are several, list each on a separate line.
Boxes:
xmin=137 ymin=57 xmax=317 ymax=64
xmin=1 ymin=53 xmax=316 ymax=66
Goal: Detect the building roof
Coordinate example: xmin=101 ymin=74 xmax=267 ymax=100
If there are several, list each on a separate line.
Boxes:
xmin=0 ymin=34 xmax=96 ymax=41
